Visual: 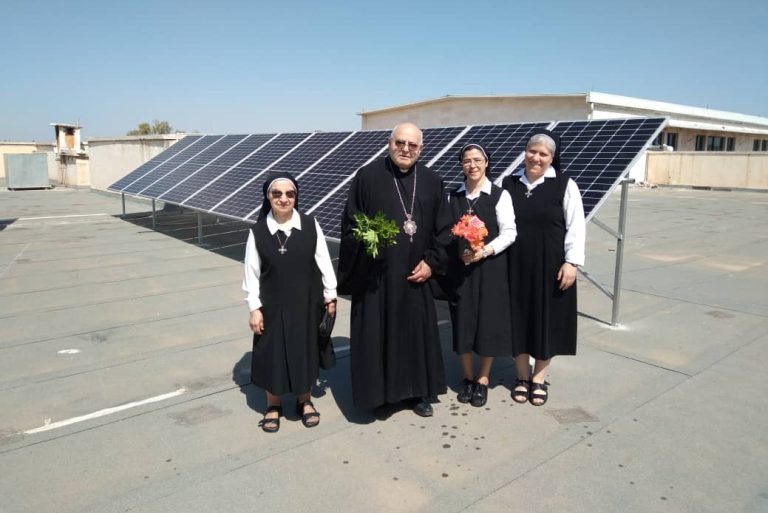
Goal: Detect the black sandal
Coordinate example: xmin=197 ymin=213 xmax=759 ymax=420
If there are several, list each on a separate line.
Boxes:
xmin=259 ymin=405 xmax=282 ymax=433
xmin=529 ymin=381 xmax=549 ymax=406
xmin=296 ymin=400 xmax=320 ymax=428
xmin=512 ymin=379 xmax=531 ymax=404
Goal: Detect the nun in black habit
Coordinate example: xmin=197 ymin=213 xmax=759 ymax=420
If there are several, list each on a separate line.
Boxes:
xmin=338 ymin=122 xmax=451 ymax=417
xmin=501 ymin=129 xmax=586 ymax=406
xmin=243 ymin=172 xmax=338 ymax=432
xmin=444 ymin=143 xmax=517 ymax=408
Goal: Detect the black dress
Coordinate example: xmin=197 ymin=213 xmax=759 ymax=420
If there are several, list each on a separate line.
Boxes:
xmin=502 ymin=172 xmax=577 ymax=359
xmin=250 ymin=213 xmax=324 ymax=395
xmin=446 ymin=185 xmax=513 ymax=356
xmin=338 ymin=156 xmax=450 ymax=409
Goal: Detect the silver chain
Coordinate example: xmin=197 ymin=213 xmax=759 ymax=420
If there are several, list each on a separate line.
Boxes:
xmin=392 ymin=164 xmax=417 ymax=220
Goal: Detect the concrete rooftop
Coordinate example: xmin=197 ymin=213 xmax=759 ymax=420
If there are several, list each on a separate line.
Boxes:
xmin=1 ymin=185 xmax=767 ymax=513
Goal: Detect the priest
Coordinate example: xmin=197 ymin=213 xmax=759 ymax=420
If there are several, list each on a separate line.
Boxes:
xmin=338 ymin=122 xmax=450 ymax=417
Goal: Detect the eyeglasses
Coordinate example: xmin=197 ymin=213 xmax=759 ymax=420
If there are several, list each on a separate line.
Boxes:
xmin=461 ymin=158 xmax=486 ymax=166
xmin=392 ymin=139 xmax=421 ymax=151
xmin=270 ymin=190 xmax=296 ymax=199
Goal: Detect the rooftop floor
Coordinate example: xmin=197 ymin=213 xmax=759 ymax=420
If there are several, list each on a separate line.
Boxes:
xmin=1 ymin=185 xmax=767 ymax=513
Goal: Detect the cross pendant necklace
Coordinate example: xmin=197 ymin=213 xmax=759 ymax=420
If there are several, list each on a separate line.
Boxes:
xmin=275 ymin=231 xmax=289 ymax=254
xmin=525 ymin=189 xmax=533 ymax=199
xmin=466 ymin=195 xmax=480 ymax=215
xmin=391 ymin=162 xmax=418 ymax=242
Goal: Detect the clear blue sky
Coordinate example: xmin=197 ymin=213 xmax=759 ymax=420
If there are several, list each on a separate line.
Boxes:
xmin=2 ymin=0 xmax=766 ymax=141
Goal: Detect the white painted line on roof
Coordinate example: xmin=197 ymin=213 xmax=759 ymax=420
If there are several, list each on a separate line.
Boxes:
xmin=11 ymin=213 xmax=111 ymax=221
xmin=23 ymin=388 xmax=187 ymax=435
xmin=0 ymin=242 xmax=29 ymax=279
xmin=57 ymin=349 xmax=81 ymax=355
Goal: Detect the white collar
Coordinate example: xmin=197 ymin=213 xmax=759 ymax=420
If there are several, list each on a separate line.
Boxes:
xmin=514 ymin=166 xmax=556 ymax=187
xmin=266 ymin=209 xmax=302 ymax=234
xmin=457 ymin=178 xmax=492 ymax=198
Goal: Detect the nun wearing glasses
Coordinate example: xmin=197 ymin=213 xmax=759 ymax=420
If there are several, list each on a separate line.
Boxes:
xmin=243 ymin=172 xmax=337 ymax=433
xmin=501 ymin=130 xmax=585 ymax=406
xmin=444 ymin=143 xmax=517 ymax=408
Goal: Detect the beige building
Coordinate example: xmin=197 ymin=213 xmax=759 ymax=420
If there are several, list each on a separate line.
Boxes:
xmin=88 ymin=135 xmax=182 ymax=191
xmin=360 ymin=92 xmax=768 ymax=188
xmin=360 ymin=91 xmax=768 ymax=154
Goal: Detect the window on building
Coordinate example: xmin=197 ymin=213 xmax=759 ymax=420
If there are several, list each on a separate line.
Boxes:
xmin=665 ymin=132 xmax=678 ymax=149
xmin=695 ymin=135 xmax=706 ymax=151
xmin=706 ymin=136 xmax=725 ymax=151
xmin=763 ymin=140 xmax=768 ymax=151
xmin=755 ymin=140 xmax=761 ymax=151
xmin=726 ymin=137 xmax=735 ymax=151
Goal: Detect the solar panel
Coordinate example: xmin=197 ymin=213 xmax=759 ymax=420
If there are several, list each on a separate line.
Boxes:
xmin=212 ymin=131 xmax=352 ymax=220
xmin=551 ymin=117 xmax=665 ymax=219
xmin=108 ymin=135 xmax=203 ymax=192
xmin=420 ymin=126 xmax=467 ymax=164
xmin=179 ymin=133 xmax=281 ymax=211
xmin=121 ymin=135 xmax=224 ymax=195
xmin=109 ymin=118 xmax=665 ymax=239
xmin=159 ymin=133 xmax=278 ymax=205
xmin=301 ymin=130 xmax=388 ymax=235
xmin=429 ymin=122 xmax=550 ymax=190
xmin=138 ymin=135 xmax=248 ymax=199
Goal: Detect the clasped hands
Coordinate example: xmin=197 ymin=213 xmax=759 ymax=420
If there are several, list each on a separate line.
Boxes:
xmin=249 ymin=300 xmax=336 ymax=335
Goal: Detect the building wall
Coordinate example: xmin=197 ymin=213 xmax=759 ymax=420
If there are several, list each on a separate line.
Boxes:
xmin=0 ymin=143 xmax=54 ymax=178
xmin=88 ymin=136 xmax=182 ymax=191
xmin=361 ymin=96 xmax=590 ymax=130
xmin=646 ymin=152 xmax=768 ymax=189
xmin=669 ymin=128 xmax=758 ymax=152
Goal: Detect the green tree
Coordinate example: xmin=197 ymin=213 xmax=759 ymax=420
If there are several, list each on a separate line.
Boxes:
xmin=127 ymin=119 xmax=173 ymax=136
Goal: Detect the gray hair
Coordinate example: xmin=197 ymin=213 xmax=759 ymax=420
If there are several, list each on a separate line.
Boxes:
xmin=527 ymin=133 xmax=556 ymax=154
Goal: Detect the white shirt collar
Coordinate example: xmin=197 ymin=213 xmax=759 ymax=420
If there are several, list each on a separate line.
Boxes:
xmin=514 ymin=166 xmax=557 ymax=187
xmin=266 ymin=209 xmax=302 ymax=234
xmin=457 ymin=178 xmax=492 ymax=198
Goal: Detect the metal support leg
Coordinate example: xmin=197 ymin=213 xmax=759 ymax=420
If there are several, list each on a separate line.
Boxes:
xmin=198 ymin=213 xmax=203 ymax=244
xmin=152 ymin=199 xmax=156 ymax=230
xmin=611 ymin=180 xmax=631 ymax=326
xmin=121 ymin=193 xmax=126 ymax=217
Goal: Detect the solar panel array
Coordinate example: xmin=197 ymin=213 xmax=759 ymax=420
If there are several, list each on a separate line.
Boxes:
xmin=110 ymin=118 xmax=666 ymax=238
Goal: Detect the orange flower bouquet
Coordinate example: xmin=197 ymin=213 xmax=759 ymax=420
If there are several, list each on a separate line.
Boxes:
xmin=451 ymin=214 xmax=488 ymax=252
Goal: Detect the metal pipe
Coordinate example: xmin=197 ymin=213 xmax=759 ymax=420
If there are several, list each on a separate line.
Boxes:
xmin=152 ymin=199 xmax=156 ymax=230
xmin=198 ymin=213 xmax=203 ymax=244
xmin=121 ymin=193 xmax=125 ymax=217
xmin=611 ymin=179 xmax=631 ymax=325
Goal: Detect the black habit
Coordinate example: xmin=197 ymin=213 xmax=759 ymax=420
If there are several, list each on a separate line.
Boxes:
xmin=338 ymin=156 xmax=450 ymax=409
xmin=502 ymin=172 xmax=577 ymax=360
xmin=446 ymin=184 xmax=513 ymax=356
xmin=250 ymin=212 xmax=324 ymax=395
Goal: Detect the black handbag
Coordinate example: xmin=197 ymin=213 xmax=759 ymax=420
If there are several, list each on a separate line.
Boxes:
xmin=318 ymin=310 xmax=336 ymax=369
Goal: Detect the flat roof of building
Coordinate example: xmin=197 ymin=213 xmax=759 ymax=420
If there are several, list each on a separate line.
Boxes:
xmin=1 ymin=185 xmax=766 ymax=512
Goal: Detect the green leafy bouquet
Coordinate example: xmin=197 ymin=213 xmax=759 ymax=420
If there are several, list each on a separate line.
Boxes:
xmin=352 ymin=211 xmax=400 ymax=258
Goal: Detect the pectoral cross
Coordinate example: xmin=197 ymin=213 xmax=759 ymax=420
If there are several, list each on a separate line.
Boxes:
xmin=525 ymin=189 xmax=533 ymax=198
xmin=278 ymin=247 xmax=287 ymax=255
